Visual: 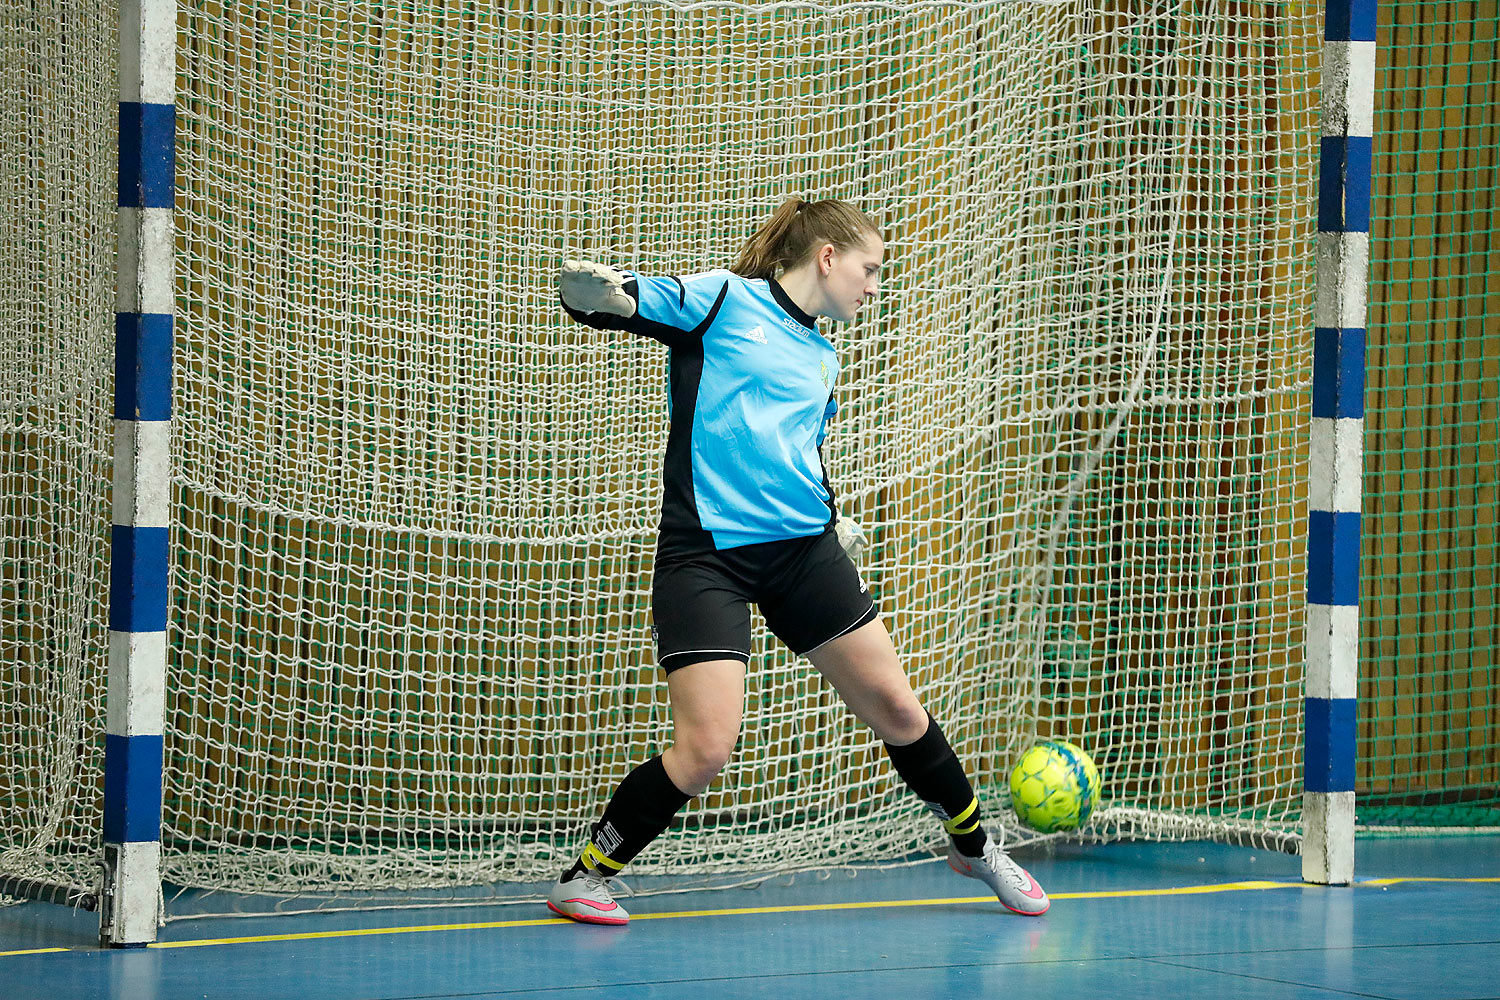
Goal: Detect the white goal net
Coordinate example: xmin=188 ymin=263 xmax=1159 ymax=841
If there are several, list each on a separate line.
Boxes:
xmin=2 ymin=0 xmax=1321 ymax=907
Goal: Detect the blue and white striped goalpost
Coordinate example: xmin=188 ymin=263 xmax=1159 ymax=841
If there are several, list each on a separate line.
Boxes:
xmin=102 ymin=0 xmax=175 ymax=947
xmin=1304 ymin=0 xmax=1374 ymax=886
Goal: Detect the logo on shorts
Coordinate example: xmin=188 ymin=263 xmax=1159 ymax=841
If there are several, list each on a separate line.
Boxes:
xmin=858 ymin=576 xmax=868 ymax=593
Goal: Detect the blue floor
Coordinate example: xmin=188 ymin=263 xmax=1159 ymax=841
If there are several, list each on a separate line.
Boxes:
xmin=2 ymin=837 xmax=1496 ymax=999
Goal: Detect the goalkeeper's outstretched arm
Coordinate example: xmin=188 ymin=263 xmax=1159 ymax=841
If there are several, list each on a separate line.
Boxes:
xmin=556 ymin=260 xmax=732 ymax=347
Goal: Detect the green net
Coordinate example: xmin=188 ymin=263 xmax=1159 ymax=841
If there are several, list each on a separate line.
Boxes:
xmin=1363 ymin=1 xmax=1500 ymax=830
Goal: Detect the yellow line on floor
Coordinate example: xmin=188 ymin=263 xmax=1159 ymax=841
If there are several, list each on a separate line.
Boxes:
xmin=151 ymin=916 xmax=564 ymax=947
xmin=6 ymin=876 xmax=1495 ymax=955
xmin=129 ymin=879 xmax=1406 ymax=949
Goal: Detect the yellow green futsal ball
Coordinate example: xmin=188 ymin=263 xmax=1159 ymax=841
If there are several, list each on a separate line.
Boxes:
xmin=1009 ymin=740 xmax=1101 ymax=833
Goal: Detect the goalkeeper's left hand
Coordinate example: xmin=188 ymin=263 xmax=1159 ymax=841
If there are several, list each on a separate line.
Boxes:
xmin=835 ymin=515 xmax=868 ymax=561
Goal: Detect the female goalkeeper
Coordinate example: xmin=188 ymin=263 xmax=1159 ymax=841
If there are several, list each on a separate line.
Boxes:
xmin=548 ymin=196 xmax=1048 ymax=924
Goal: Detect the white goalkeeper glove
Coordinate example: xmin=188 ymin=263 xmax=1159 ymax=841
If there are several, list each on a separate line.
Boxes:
xmin=835 ymin=515 xmax=868 ymax=561
xmin=558 ymin=259 xmax=637 ymax=318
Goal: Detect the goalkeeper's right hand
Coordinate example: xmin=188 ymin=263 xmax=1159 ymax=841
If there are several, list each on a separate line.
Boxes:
xmin=835 ymin=515 xmax=868 ymax=561
xmin=558 ymin=259 xmax=637 ymax=318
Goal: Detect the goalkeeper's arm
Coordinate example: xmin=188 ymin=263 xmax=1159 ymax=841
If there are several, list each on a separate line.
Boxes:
xmin=557 ymin=261 xmax=731 ymax=347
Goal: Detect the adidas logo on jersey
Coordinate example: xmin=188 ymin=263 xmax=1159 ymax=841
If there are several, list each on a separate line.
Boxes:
xmin=746 ymin=325 xmax=768 ymax=344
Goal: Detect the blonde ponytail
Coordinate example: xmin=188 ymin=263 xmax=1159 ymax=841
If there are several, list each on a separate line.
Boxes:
xmin=730 ymin=197 xmax=882 ymax=280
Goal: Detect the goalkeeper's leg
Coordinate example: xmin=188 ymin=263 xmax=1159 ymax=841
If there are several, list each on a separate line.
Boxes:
xmin=804 ymin=619 xmax=1049 ymax=915
xmin=548 ymin=658 xmax=746 ymax=925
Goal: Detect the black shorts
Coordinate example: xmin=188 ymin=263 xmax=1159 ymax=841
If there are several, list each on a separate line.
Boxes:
xmin=652 ymin=527 xmax=880 ymax=673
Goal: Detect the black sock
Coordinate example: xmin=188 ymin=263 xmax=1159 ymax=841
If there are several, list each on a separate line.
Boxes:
xmin=565 ymin=755 xmax=692 ymax=880
xmin=883 ymin=713 xmax=989 ymax=857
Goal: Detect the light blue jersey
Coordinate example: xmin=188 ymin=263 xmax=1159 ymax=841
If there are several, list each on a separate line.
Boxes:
xmin=561 ymin=268 xmax=838 ymax=550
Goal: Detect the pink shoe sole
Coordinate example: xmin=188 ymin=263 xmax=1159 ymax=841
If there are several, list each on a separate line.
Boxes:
xmin=547 ymin=900 xmax=629 ymax=926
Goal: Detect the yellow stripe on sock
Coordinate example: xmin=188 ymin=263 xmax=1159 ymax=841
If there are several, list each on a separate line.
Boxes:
xmin=942 ymin=797 xmax=979 ymax=835
xmin=581 ymin=844 xmax=625 ymax=872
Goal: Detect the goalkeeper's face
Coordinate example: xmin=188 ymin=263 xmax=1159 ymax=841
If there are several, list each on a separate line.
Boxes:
xmin=821 ymin=234 xmax=884 ymax=323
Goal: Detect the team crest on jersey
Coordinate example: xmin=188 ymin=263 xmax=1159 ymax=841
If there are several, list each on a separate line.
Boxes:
xmin=820 ymin=360 xmax=831 ymax=388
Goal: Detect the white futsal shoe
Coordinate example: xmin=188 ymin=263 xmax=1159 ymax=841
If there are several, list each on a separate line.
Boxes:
xmin=546 ymin=869 xmax=630 ymax=926
xmin=948 ymin=840 xmax=1050 ymax=916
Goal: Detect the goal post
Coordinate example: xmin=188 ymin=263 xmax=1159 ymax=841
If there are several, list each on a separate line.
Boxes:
xmin=1302 ymin=0 xmax=1376 ymax=886
xmin=101 ymin=0 xmax=176 ymax=946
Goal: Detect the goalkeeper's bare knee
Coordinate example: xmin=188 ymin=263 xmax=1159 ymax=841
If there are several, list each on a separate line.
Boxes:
xmin=662 ymin=739 xmax=735 ymax=797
